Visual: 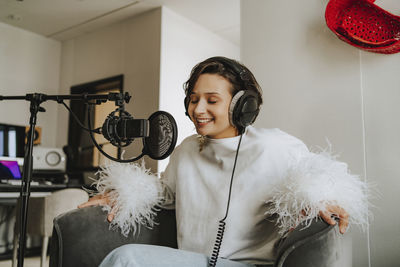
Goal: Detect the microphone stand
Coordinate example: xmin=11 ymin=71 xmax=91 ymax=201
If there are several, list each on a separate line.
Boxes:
xmin=0 ymin=92 xmax=130 ymax=267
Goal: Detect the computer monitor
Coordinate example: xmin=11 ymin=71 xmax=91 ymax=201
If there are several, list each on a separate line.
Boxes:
xmin=0 ymin=123 xmax=25 ymax=158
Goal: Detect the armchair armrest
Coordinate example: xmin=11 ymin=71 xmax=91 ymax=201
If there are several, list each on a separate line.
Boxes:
xmin=274 ymin=219 xmax=351 ymax=267
xmin=49 ymin=206 xmax=177 ymax=267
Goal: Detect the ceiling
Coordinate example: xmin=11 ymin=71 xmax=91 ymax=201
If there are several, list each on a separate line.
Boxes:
xmin=0 ymin=0 xmax=240 ymax=45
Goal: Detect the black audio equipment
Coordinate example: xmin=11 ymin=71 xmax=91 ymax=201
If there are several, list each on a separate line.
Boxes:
xmin=90 ymin=108 xmax=177 ymax=162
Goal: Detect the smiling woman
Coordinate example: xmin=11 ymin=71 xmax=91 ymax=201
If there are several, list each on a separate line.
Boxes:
xmin=78 ymin=56 xmax=369 ymax=267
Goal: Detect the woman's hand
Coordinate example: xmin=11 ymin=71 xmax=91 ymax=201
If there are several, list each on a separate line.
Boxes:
xmin=78 ymin=193 xmax=116 ymax=222
xmin=319 ymin=204 xmax=349 ymax=234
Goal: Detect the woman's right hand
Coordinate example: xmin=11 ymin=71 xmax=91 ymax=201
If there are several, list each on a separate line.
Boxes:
xmin=78 ymin=193 xmax=116 ymax=222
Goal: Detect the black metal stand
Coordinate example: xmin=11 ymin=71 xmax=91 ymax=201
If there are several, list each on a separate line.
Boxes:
xmin=0 ymin=92 xmax=130 ymax=267
xmin=18 ymin=94 xmax=44 ymax=267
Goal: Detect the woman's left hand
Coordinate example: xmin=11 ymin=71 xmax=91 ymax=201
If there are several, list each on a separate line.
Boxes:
xmin=319 ymin=205 xmax=349 ymax=234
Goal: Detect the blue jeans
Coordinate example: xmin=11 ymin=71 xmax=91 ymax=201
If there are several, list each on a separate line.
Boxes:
xmin=99 ymin=244 xmax=257 ymax=267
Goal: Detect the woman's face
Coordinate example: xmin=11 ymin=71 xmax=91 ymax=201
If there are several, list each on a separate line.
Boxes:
xmin=188 ymin=73 xmax=238 ymax=139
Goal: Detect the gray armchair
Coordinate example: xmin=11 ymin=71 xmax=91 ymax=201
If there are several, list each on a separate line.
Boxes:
xmin=49 ymin=206 xmax=350 ymax=267
xmin=50 ymin=206 xmax=177 ymax=267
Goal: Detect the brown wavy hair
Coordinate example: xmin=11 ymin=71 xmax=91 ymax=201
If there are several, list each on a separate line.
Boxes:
xmin=183 ymin=56 xmax=263 ymax=108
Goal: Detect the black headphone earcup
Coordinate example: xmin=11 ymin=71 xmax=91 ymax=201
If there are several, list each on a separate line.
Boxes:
xmin=238 ymin=95 xmax=259 ymax=126
xmin=231 ymin=91 xmax=259 ymax=129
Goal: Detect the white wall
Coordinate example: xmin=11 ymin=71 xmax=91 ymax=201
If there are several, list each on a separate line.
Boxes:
xmin=158 ymin=6 xmax=240 ymax=171
xmin=57 ymin=8 xmax=162 ymax=172
xmin=351 ymin=9 xmax=400 ymax=266
xmin=362 ymin=46 xmax=400 ymax=267
xmin=241 ymin=0 xmax=400 ymax=266
xmin=0 ymin=22 xmax=61 ymax=147
xmin=0 ymin=21 xmax=61 ymax=253
xmin=57 ymin=6 xmax=239 ymax=173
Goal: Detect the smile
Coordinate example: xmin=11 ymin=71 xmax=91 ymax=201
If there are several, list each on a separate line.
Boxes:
xmin=196 ymin=118 xmax=213 ymax=124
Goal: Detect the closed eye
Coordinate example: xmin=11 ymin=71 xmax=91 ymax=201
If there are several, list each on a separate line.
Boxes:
xmin=189 ymin=95 xmax=199 ymax=104
xmin=208 ymin=97 xmax=218 ymax=104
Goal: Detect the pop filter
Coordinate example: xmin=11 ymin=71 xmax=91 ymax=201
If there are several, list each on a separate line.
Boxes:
xmin=143 ymin=111 xmax=177 ymax=160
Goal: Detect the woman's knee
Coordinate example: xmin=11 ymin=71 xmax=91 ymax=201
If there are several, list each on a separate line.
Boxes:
xmin=100 ymin=244 xmax=145 ymax=267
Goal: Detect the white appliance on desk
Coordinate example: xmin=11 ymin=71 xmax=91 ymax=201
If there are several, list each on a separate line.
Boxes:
xmin=32 ymin=147 xmax=66 ymax=171
xmin=0 ymin=146 xmax=66 ymax=186
xmin=0 ymin=146 xmax=66 ymax=172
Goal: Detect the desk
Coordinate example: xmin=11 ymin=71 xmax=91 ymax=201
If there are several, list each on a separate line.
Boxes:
xmin=0 ymin=183 xmax=85 ymax=259
xmin=0 ymin=183 xmax=68 ymax=204
xmin=0 ymin=188 xmax=55 ymax=257
xmin=0 ymin=183 xmax=67 ymax=192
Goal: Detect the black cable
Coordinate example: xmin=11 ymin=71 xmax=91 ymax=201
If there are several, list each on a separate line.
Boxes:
xmin=59 ymin=100 xmax=142 ymax=163
xmin=59 ymin=98 xmax=146 ymax=163
xmin=209 ymin=133 xmax=243 ymax=267
xmin=60 ymin=100 xmax=100 ymax=133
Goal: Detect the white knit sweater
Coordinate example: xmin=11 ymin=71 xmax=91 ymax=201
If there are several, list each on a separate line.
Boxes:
xmin=94 ymin=126 xmax=369 ymax=265
xmin=161 ymin=127 xmax=315 ymax=264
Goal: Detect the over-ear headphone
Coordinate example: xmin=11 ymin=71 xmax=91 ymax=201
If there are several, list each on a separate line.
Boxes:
xmin=184 ymin=57 xmax=260 ymax=132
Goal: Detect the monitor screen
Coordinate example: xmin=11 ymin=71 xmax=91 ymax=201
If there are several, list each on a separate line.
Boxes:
xmin=0 ymin=160 xmax=22 ymax=179
xmin=0 ymin=124 xmax=25 ymax=158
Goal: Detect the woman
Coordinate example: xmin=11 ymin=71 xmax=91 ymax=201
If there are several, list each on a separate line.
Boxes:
xmin=79 ymin=56 xmax=368 ymax=267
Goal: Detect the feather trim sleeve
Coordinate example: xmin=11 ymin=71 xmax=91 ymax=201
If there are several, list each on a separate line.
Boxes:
xmin=265 ymin=150 xmax=370 ymax=236
xmin=92 ymin=161 xmax=163 ymax=236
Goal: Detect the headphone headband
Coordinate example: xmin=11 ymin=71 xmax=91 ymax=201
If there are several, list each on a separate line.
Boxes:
xmin=208 ymin=57 xmax=247 ymax=86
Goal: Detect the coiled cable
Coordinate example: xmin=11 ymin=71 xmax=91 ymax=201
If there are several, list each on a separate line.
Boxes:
xmin=209 ymin=133 xmax=243 ymax=267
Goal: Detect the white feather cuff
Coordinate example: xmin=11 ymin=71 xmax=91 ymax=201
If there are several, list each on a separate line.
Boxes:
xmin=265 ymin=151 xmax=370 ymax=235
xmin=93 ymin=161 xmax=163 ymax=236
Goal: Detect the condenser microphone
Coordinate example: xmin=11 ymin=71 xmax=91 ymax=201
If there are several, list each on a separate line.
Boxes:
xmin=101 ymin=110 xmax=149 ymax=146
xmin=99 ymin=110 xmax=177 ymax=161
